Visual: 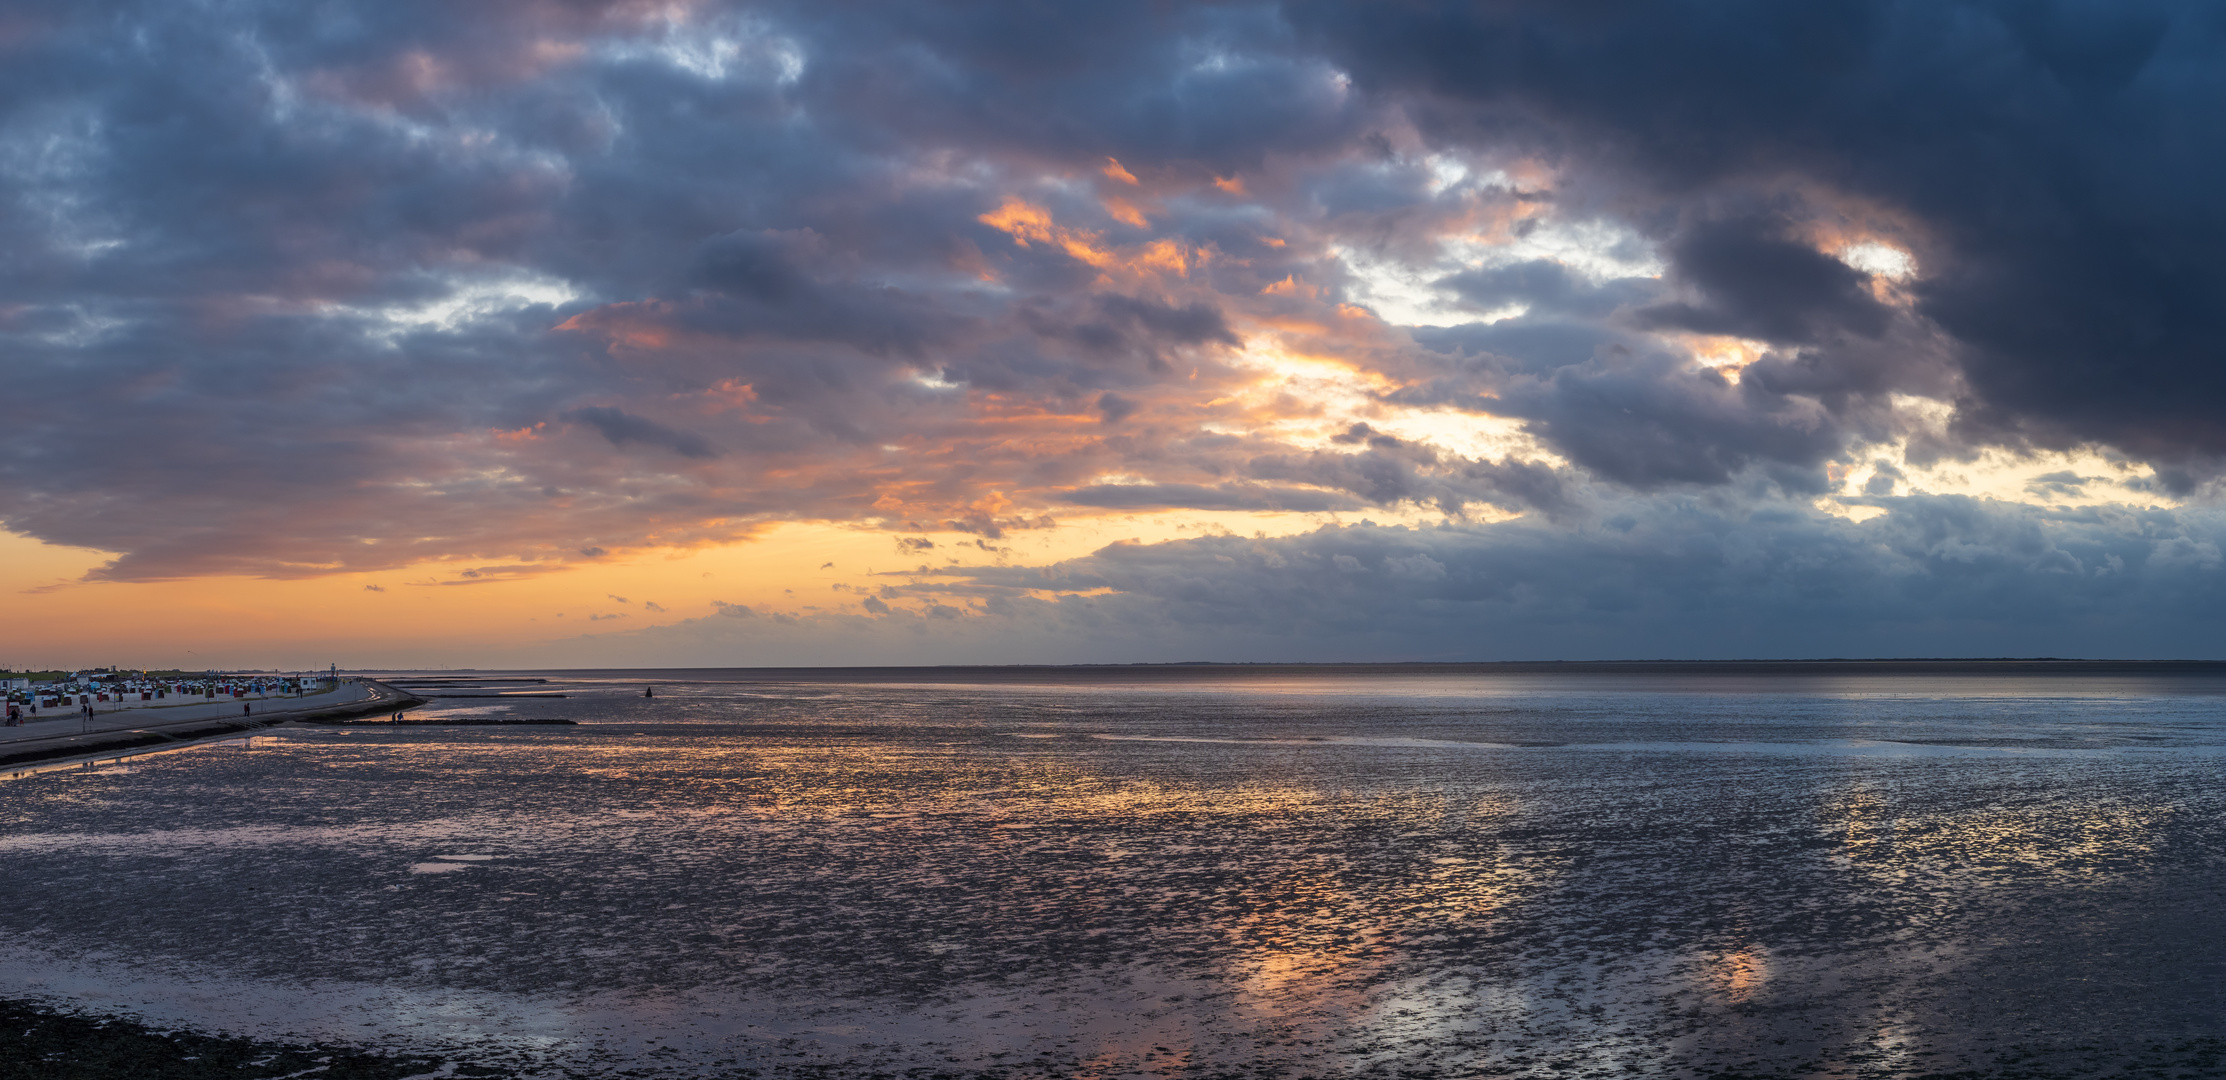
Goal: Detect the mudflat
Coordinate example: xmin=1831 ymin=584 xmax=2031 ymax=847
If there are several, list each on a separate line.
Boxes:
xmin=6 ymin=668 xmax=2226 ymax=1078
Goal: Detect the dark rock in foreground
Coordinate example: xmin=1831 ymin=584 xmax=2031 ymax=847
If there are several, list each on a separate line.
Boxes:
xmin=0 ymin=998 xmax=463 ymax=1080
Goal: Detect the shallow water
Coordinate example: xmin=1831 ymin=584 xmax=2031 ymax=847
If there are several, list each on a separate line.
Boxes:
xmin=5 ymin=671 xmax=2226 ymax=1077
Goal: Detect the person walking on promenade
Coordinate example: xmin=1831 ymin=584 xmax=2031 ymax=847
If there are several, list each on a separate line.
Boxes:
xmin=242 ymin=703 xmax=252 ymax=718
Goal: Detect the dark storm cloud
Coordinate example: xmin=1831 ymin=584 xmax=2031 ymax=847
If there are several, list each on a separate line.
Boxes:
xmin=1288 ymin=0 xmax=2226 ymax=465
xmin=1636 ymin=217 xmax=1892 ymax=345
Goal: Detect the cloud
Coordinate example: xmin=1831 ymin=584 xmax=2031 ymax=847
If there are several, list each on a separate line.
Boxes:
xmin=1095 ymin=392 xmax=1138 ymax=424
xmin=417 ymin=565 xmax=567 ymax=587
xmin=1243 ymin=432 xmax=1576 ymax=515
xmin=537 ymin=495 xmax=2226 ymax=665
xmin=1063 ymin=483 xmax=1364 ymax=513
xmin=566 ymin=407 xmax=718 ymax=460
xmin=4 ymin=0 xmax=2224 ymax=662
xmin=1636 ymin=216 xmax=1892 ymax=345
xmin=1288 ymin=0 xmax=2226 ymax=467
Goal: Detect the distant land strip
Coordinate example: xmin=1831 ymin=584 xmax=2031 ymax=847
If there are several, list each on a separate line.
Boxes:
xmin=360 ymin=659 xmax=2226 ymax=683
xmin=420 ymin=693 xmax=569 ymax=698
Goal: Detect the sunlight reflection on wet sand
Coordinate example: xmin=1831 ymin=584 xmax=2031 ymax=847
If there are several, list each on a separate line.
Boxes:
xmin=4 ymin=674 xmax=2226 ymax=1076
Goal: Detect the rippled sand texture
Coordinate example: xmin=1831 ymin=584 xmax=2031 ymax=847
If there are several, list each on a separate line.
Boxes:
xmin=5 ymin=672 xmax=2226 ymax=1078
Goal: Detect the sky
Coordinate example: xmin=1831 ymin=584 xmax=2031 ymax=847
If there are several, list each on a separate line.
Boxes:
xmin=4 ymin=0 xmax=2226 ymax=669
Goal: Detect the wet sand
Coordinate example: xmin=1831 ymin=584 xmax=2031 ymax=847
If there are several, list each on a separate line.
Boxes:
xmin=5 ymin=670 xmax=2226 ymax=1077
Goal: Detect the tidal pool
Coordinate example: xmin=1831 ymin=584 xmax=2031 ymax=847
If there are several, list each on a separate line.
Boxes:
xmin=4 ymin=669 xmax=2226 ymax=1078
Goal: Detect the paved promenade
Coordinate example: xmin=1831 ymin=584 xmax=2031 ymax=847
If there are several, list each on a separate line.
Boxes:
xmin=0 ymin=681 xmax=381 ymax=746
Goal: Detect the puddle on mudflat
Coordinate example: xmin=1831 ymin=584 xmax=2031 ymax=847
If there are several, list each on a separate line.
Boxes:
xmin=5 ymin=671 xmax=2226 ymax=1077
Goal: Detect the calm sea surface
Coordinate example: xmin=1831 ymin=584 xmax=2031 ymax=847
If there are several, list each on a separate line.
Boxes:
xmin=6 ymin=669 xmax=2226 ymax=1078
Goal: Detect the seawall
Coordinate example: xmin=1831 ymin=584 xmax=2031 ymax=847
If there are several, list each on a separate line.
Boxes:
xmin=0 ymin=680 xmax=428 ymax=773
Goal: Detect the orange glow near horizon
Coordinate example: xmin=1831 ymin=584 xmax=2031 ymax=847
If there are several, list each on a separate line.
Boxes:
xmin=0 ymin=503 xmax=1377 ymax=670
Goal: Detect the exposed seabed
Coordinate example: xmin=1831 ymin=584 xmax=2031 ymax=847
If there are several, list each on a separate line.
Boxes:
xmin=7 ymin=669 xmax=2226 ymax=1078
